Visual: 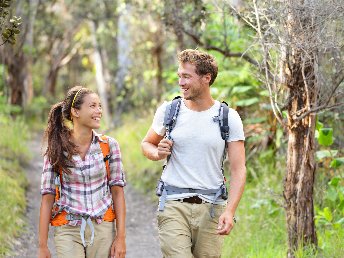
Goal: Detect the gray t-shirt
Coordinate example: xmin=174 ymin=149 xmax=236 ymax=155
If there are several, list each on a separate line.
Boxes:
xmin=152 ymin=99 xmax=245 ymax=203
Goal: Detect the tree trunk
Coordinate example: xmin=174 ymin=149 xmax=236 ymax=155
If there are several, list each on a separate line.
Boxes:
xmin=43 ymin=66 xmax=59 ymax=96
xmin=152 ymin=22 xmax=164 ymax=102
xmin=90 ymin=20 xmax=111 ymax=127
xmin=284 ymin=53 xmax=318 ymax=257
xmin=115 ymin=4 xmax=132 ymax=125
xmin=6 ymin=51 xmax=32 ymax=107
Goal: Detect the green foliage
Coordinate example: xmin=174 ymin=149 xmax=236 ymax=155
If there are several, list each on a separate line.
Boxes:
xmin=0 ymin=0 xmax=21 ymax=45
xmin=313 ymin=118 xmax=344 ymax=257
xmin=330 ymin=158 xmax=344 ymax=169
xmin=315 ymin=177 xmax=344 ymax=228
xmin=110 ymin=114 xmax=162 ymax=197
xmin=318 ymin=128 xmax=334 ymax=146
xmin=0 ymin=95 xmax=31 ymax=163
xmin=24 ymin=96 xmax=50 ymax=131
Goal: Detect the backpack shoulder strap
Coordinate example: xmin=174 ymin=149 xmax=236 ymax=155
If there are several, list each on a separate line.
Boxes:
xmin=99 ymin=135 xmax=111 ymax=180
xmin=216 ymin=101 xmax=230 ymax=179
xmin=163 ymin=96 xmax=182 ymax=140
xmin=219 ymin=101 xmax=229 ymax=141
xmin=55 ymin=167 xmax=63 ymax=202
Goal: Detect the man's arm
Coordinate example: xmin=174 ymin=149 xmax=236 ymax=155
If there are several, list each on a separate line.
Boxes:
xmin=226 ymin=141 xmax=246 ymax=214
xmin=217 ymin=140 xmax=246 ymax=235
xmin=141 ymin=128 xmax=173 ymax=161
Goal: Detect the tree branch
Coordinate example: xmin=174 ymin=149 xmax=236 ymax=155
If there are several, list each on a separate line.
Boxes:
xmin=182 ymin=28 xmax=259 ymax=67
xmin=294 ymin=102 xmax=344 ymax=121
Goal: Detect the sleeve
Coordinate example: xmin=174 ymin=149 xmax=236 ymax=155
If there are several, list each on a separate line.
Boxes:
xmin=227 ymin=108 xmax=245 ymax=142
xmin=41 ymin=155 xmax=57 ymax=195
xmin=107 ymin=137 xmax=126 ymax=187
xmin=151 ymin=101 xmax=169 ymax=136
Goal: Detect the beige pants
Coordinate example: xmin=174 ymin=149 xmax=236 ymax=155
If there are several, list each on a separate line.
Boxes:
xmin=157 ymin=201 xmax=226 ymax=258
xmin=54 ymin=221 xmax=115 ymax=258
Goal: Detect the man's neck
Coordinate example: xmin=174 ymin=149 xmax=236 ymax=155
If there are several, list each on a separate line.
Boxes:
xmin=184 ymin=96 xmax=215 ymax=112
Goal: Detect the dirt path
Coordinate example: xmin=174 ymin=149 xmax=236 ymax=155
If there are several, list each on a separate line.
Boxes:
xmin=6 ymin=137 xmax=161 ymax=258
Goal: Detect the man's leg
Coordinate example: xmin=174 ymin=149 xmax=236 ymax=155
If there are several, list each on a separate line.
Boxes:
xmin=192 ymin=203 xmax=226 ymax=258
xmin=157 ymin=201 xmax=193 ymax=258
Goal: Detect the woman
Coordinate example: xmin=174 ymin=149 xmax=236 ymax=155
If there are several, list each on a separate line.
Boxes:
xmin=38 ymin=86 xmax=126 ymax=258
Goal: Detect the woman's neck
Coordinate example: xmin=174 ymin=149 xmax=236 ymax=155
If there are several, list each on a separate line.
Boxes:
xmin=71 ymin=126 xmax=93 ymax=146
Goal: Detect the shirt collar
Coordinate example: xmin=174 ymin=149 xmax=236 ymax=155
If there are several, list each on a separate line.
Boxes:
xmin=92 ymin=130 xmax=105 ymax=143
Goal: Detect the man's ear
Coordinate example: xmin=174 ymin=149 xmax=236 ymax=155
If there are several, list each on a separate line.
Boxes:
xmin=203 ymin=73 xmax=211 ymax=84
xmin=71 ymin=108 xmax=79 ymax=118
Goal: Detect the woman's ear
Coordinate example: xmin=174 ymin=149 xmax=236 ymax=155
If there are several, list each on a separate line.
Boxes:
xmin=71 ymin=108 xmax=79 ymax=118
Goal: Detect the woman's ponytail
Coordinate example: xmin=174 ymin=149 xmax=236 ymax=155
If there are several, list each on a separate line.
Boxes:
xmin=43 ymin=86 xmax=93 ymax=173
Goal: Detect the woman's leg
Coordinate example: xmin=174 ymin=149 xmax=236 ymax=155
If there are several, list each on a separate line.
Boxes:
xmin=86 ymin=221 xmax=115 ymax=258
xmin=54 ymin=225 xmax=85 ymax=258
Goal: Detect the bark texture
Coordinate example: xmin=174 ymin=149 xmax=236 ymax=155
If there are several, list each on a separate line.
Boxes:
xmin=284 ymin=51 xmax=318 ymax=257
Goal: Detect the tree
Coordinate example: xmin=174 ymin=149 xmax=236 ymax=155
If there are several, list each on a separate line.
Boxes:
xmin=230 ymin=0 xmax=344 ymax=256
xmin=0 ymin=0 xmax=35 ymax=107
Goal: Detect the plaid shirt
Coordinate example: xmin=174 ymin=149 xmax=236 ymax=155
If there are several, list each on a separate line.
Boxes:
xmin=41 ymin=131 xmax=126 ymax=222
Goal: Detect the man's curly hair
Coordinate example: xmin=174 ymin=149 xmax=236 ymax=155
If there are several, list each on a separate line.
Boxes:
xmin=178 ymin=49 xmax=218 ymax=86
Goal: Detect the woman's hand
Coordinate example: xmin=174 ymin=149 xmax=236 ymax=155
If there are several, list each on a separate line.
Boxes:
xmin=110 ymin=235 xmax=126 ymax=258
xmin=38 ymin=246 xmax=51 ymax=258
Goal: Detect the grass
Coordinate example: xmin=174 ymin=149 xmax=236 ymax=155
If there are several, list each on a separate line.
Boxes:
xmin=0 ymin=160 xmax=27 ymax=256
xmin=0 ymin=115 xmax=30 ymax=256
xmin=222 ymin=154 xmax=287 ymax=258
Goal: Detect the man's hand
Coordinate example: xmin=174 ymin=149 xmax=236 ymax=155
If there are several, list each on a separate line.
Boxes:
xmin=110 ymin=235 xmax=126 ymax=258
xmin=157 ymin=138 xmax=173 ymax=160
xmin=217 ymin=211 xmax=235 ymax=235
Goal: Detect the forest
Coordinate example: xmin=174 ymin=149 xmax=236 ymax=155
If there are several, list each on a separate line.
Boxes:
xmin=0 ymin=0 xmax=343 ymax=257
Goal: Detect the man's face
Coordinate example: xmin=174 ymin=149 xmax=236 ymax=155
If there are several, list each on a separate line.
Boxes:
xmin=177 ymin=63 xmax=208 ymax=101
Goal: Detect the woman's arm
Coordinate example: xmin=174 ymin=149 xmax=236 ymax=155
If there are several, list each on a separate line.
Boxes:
xmin=110 ymin=185 xmax=126 ymax=258
xmin=38 ymin=194 xmax=55 ymax=258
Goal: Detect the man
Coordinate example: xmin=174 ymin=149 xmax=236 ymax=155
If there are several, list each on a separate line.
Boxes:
xmin=141 ymin=49 xmax=246 ymax=258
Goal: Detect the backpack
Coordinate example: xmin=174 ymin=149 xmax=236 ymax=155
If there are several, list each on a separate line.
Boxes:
xmin=50 ymin=135 xmax=115 ymax=227
xmin=156 ymin=96 xmax=230 ymax=218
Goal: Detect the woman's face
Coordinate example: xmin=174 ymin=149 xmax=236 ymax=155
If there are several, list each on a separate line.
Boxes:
xmin=73 ymin=93 xmax=102 ymax=129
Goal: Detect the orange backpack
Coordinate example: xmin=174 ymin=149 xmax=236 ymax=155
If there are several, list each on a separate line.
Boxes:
xmin=51 ymin=135 xmax=116 ymax=226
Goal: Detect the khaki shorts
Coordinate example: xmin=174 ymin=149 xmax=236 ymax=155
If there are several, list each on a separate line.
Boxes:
xmin=54 ymin=221 xmax=115 ymax=258
xmin=157 ymin=201 xmax=226 ymax=258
